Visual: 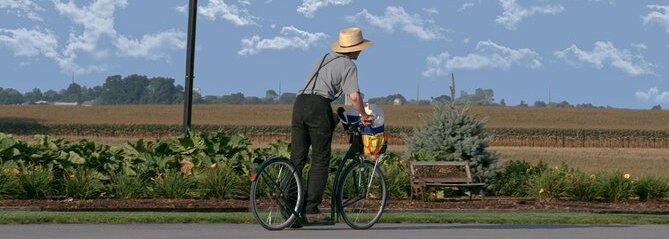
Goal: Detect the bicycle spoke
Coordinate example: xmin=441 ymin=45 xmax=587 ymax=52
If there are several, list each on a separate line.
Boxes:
xmin=337 ymin=160 xmax=387 ymax=230
xmin=251 ymin=158 xmax=302 ymax=231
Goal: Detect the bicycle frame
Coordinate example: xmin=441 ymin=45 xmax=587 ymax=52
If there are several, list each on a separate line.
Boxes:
xmin=292 ymin=121 xmax=384 ymax=226
xmin=251 ymin=108 xmax=386 ymax=228
xmin=284 ymin=123 xmax=366 ymax=226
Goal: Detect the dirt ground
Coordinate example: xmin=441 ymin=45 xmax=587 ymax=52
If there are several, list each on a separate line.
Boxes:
xmin=1 ymin=197 xmax=667 ymax=214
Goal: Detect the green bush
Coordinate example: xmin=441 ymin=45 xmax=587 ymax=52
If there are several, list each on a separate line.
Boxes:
xmin=488 ymin=160 xmax=547 ymax=197
xmin=64 ymin=168 xmax=105 ymax=199
xmin=635 ymin=176 xmax=669 ymax=202
xmin=18 ymin=165 xmax=53 ymax=199
xmin=0 ymin=169 xmax=21 ymax=199
xmin=150 ymin=171 xmax=199 ymax=199
xmin=596 ymin=171 xmax=635 ymax=202
xmin=381 ymin=153 xmax=411 ymax=199
xmin=527 ymin=163 xmax=572 ymax=201
xmin=109 ymin=173 xmax=145 ymax=199
xmin=568 ymin=171 xmax=598 ymax=201
xmin=199 ymin=163 xmax=246 ymax=199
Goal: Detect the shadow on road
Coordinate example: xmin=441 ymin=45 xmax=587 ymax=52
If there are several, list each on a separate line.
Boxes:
xmin=298 ymin=224 xmax=632 ymax=231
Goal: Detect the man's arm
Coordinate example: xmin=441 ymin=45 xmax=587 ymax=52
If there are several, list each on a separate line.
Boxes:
xmin=348 ymin=91 xmax=373 ymax=126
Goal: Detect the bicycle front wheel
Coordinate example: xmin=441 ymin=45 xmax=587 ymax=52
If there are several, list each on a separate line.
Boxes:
xmin=250 ymin=157 xmax=303 ymax=230
xmin=336 ymin=158 xmax=387 ymax=230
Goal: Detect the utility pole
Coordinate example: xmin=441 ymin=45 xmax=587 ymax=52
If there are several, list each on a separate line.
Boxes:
xmin=416 ymin=79 xmax=420 ymax=104
xmin=548 ymin=87 xmax=552 ymax=107
xmin=182 ymin=0 xmax=198 ymax=133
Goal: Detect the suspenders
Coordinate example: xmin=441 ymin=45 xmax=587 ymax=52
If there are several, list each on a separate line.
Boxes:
xmin=302 ymin=53 xmax=346 ymax=101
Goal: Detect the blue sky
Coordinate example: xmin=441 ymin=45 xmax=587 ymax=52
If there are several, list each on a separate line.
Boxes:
xmin=1 ymin=0 xmax=669 ymax=109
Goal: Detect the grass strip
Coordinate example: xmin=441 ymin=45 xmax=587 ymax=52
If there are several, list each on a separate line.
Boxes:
xmin=0 ymin=211 xmax=667 ymax=225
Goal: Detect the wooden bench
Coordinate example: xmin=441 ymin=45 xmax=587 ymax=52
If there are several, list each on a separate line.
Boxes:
xmin=408 ymin=161 xmax=486 ymax=201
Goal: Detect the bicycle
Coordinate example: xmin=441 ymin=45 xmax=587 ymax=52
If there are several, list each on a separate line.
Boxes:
xmin=250 ymin=107 xmax=388 ymax=230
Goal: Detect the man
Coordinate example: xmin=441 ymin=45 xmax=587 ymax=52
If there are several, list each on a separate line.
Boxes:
xmin=291 ymin=27 xmax=374 ymax=223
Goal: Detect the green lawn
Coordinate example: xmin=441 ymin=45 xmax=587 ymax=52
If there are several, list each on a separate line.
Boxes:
xmin=0 ymin=211 xmax=667 ymax=225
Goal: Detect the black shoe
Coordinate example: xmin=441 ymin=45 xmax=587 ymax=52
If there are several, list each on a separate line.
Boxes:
xmin=290 ymin=222 xmax=303 ymax=229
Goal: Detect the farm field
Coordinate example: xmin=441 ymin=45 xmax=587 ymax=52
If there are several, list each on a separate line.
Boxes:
xmin=2 ymin=104 xmax=669 ymax=130
xmin=3 ymin=104 xmax=669 ymax=177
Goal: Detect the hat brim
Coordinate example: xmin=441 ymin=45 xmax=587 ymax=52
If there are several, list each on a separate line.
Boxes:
xmin=331 ymin=39 xmax=373 ymax=53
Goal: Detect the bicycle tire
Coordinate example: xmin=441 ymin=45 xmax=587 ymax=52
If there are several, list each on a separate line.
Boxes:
xmin=250 ymin=157 xmax=303 ymax=230
xmin=336 ymin=158 xmax=387 ymax=230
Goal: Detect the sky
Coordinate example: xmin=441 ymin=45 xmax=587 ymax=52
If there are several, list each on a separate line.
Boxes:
xmin=1 ymin=0 xmax=669 ymax=109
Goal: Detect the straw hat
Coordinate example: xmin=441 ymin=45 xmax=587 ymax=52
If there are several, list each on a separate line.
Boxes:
xmin=331 ymin=27 xmax=373 ymax=53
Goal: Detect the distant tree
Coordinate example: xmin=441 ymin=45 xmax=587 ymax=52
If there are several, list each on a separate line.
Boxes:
xmin=454 ymin=88 xmax=494 ymax=105
xmin=43 ymin=90 xmax=60 ymax=102
xmin=0 ymin=88 xmax=24 ymax=105
xmin=99 ymin=75 xmax=126 ymax=104
xmin=244 ymin=96 xmax=262 ymax=104
xmin=61 ymin=83 xmax=82 ymax=102
xmin=518 ymin=100 xmax=528 ymax=107
xmin=533 ymin=101 xmax=547 ymax=107
xmin=202 ymin=95 xmax=221 ymax=104
xmin=142 ymin=77 xmax=179 ymax=104
xmin=431 ymin=94 xmax=451 ymax=103
xmin=221 ymin=92 xmax=245 ymax=104
xmin=24 ymin=88 xmax=43 ymax=103
xmin=651 ymin=104 xmax=663 ymax=110
xmin=554 ymin=100 xmax=573 ymax=108
xmin=387 ymin=93 xmax=406 ymax=104
xmin=473 ymin=88 xmax=494 ymax=105
xmin=264 ymin=89 xmax=278 ymax=103
xmin=84 ymin=86 xmax=103 ymax=102
xmin=576 ymin=103 xmax=595 ymax=108
xmin=499 ymin=99 xmax=506 ymax=107
xmin=278 ymin=92 xmax=297 ymax=104
xmin=368 ymin=93 xmax=406 ymax=105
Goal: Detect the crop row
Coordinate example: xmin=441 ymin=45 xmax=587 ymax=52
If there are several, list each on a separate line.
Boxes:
xmin=2 ymin=122 xmax=669 ymax=148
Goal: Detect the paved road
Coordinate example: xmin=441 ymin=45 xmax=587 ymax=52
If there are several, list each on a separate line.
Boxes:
xmin=0 ymin=223 xmax=667 ymax=239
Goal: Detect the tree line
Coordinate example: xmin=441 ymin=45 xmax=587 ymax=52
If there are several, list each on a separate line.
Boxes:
xmin=0 ymin=74 xmax=618 ymax=108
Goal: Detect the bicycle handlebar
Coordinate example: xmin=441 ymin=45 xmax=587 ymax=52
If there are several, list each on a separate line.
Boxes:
xmin=336 ymin=107 xmax=364 ymax=133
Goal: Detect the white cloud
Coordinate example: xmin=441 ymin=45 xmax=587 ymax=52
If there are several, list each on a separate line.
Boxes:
xmin=422 ymin=8 xmax=438 ymax=15
xmin=496 ymin=0 xmax=564 ymax=30
xmin=238 ymin=26 xmax=328 ymax=56
xmin=53 ymin=0 xmax=127 ymax=56
xmin=0 ymin=28 xmax=58 ymax=58
xmin=114 ymin=30 xmax=186 ymax=61
xmin=347 ymin=6 xmax=445 ymax=40
xmin=194 ymin=0 xmax=259 ymax=26
xmin=643 ymin=5 xmax=669 ymax=33
xmin=636 ymin=87 xmax=669 ymax=103
xmin=458 ymin=0 xmax=480 ymax=12
xmin=0 ymin=0 xmax=44 ymax=21
xmin=297 ymin=0 xmax=352 ymax=18
xmin=55 ymin=0 xmax=186 ymax=60
xmin=554 ymin=41 xmax=656 ymax=76
xmin=422 ymin=40 xmax=542 ymax=77
xmin=0 ymin=0 xmax=186 ymax=75
xmin=632 ymin=43 xmax=648 ymax=50
xmin=0 ymin=27 xmax=105 ymax=74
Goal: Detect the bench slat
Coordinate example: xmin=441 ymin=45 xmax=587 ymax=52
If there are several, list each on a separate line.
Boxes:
xmin=422 ymin=183 xmax=486 ymax=187
xmin=415 ymin=178 xmax=471 ymax=183
xmin=408 ymin=160 xmax=485 ymax=201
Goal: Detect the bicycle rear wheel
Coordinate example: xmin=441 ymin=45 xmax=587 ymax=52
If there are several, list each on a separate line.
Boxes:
xmin=336 ymin=158 xmax=387 ymax=230
xmin=250 ymin=157 xmax=303 ymax=230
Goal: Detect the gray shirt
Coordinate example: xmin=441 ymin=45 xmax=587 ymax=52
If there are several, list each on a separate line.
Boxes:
xmin=297 ymin=52 xmax=359 ymax=101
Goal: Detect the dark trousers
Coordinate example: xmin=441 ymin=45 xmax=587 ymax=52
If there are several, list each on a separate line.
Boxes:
xmin=290 ymin=94 xmax=336 ymax=214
